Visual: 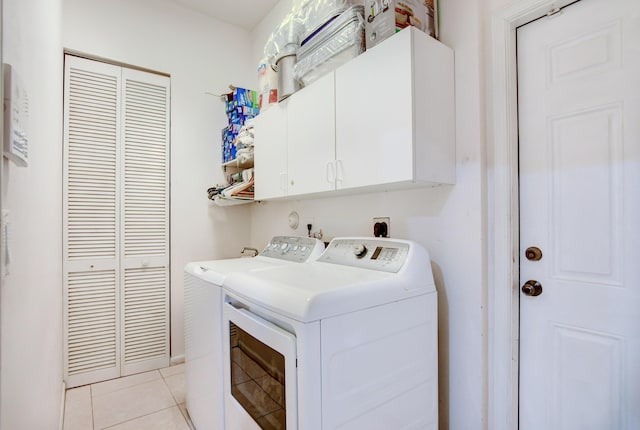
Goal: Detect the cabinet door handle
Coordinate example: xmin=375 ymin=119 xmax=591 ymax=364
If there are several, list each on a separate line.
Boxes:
xmin=280 ymin=172 xmax=287 ymax=192
xmin=326 ymin=162 xmax=335 ymax=184
xmin=336 ymin=160 xmax=344 ymax=185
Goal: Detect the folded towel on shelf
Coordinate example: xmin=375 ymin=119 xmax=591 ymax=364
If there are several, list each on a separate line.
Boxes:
xmin=234 ymin=124 xmax=255 ymax=149
xmin=236 ymin=148 xmax=254 ymax=165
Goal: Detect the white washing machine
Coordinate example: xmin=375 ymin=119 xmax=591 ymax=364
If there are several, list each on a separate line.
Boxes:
xmin=184 ymin=236 xmax=324 ymax=430
xmin=220 ymin=237 xmax=438 ymax=430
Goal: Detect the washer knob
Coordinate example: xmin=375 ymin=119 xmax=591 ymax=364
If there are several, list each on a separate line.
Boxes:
xmin=353 ymin=244 xmax=368 ymax=258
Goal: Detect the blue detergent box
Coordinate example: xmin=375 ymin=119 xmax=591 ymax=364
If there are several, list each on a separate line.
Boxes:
xmin=221 ymin=87 xmax=259 ymax=163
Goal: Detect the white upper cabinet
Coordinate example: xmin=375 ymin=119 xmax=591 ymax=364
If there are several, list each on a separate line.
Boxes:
xmin=254 ymin=27 xmax=454 ymax=201
xmin=287 ymin=72 xmax=336 ymax=197
xmin=254 ymin=73 xmax=336 ymax=200
xmin=335 ymin=27 xmax=455 ymax=189
xmin=254 ymin=103 xmax=288 ymax=200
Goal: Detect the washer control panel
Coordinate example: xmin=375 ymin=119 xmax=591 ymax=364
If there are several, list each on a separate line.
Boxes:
xmin=318 ymin=238 xmax=410 ymax=273
xmin=260 ymin=236 xmax=325 ymax=262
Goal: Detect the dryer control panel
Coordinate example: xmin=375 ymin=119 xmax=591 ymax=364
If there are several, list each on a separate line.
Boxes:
xmin=318 ymin=238 xmax=410 ymax=273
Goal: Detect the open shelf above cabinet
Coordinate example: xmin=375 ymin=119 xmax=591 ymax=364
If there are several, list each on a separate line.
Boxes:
xmin=222 ymin=157 xmax=254 ymax=170
xmin=211 ymin=196 xmax=254 ymax=206
xmin=211 ymin=157 xmax=255 ymax=207
xmin=214 ymin=86 xmax=258 ymax=207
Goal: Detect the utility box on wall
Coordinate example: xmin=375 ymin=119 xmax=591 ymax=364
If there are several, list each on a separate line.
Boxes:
xmin=3 ymin=63 xmax=29 ymax=167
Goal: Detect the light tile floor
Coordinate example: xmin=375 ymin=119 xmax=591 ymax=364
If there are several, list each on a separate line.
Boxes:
xmin=63 ymin=364 xmax=195 ymax=430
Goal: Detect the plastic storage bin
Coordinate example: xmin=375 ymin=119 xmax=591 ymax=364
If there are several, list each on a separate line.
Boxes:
xmin=294 ymin=6 xmax=365 ymax=86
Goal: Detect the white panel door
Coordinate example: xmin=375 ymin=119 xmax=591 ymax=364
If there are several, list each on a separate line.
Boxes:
xmin=518 ymin=1 xmax=640 ymax=429
xmin=63 ymin=56 xmax=122 ymax=388
xmin=120 ymin=68 xmax=170 ymax=375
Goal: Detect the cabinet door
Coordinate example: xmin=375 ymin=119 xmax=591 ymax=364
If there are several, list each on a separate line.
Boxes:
xmin=335 ymin=28 xmax=415 ymax=190
xmin=254 ymin=103 xmax=288 ymax=200
xmin=287 ymin=73 xmax=336 ymax=196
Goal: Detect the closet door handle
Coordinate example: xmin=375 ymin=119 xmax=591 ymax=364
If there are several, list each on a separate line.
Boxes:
xmin=280 ymin=172 xmax=287 ymax=193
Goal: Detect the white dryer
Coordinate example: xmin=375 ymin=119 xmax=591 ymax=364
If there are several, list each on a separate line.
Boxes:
xmin=184 ymin=236 xmax=324 ymax=430
xmin=221 ymin=237 xmax=438 ymax=430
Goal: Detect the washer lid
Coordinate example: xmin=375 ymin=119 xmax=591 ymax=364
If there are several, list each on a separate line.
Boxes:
xmin=223 ymin=237 xmax=436 ymax=322
xmin=184 ymin=236 xmax=324 ymax=285
xmin=185 ymin=258 xmax=286 ymax=286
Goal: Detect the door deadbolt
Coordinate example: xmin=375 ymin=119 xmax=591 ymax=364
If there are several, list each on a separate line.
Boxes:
xmin=525 ymin=246 xmax=543 ymax=261
xmin=522 ymin=280 xmax=543 ymax=297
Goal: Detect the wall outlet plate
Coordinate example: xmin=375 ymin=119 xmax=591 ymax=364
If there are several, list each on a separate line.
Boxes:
xmin=373 ymin=217 xmax=390 ymax=238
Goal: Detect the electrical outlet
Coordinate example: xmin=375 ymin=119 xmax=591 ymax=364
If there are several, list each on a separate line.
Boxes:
xmin=373 ymin=217 xmax=390 ymax=238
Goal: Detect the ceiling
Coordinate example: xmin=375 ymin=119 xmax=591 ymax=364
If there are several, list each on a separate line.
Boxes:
xmin=172 ymin=0 xmax=281 ymax=30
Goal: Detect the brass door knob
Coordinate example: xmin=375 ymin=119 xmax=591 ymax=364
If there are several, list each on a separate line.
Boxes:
xmin=522 ymin=280 xmax=543 ymax=296
xmin=525 ymin=246 xmax=543 ymax=261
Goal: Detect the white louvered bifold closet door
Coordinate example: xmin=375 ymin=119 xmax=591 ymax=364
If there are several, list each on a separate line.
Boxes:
xmin=64 ymin=57 xmax=122 ymax=388
xmin=120 ymin=68 xmax=170 ymax=376
xmin=63 ymin=56 xmax=170 ymax=388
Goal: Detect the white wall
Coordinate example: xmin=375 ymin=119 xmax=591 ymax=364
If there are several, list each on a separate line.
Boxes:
xmin=252 ymin=0 xmax=294 ymax=66
xmin=1 ymin=0 xmax=64 ymax=429
xmin=250 ymin=1 xmax=488 ymax=429
xmin=62 ymin=0 xmax=255 ymax=360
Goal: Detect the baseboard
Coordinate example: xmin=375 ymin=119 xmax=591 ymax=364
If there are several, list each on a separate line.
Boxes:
xmin=170 ymin=354 xmax=185 ymax=365
xmin=59 ymin=380 xmax=67 ymax=430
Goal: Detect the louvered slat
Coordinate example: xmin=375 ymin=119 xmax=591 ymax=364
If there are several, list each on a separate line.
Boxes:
xmin=123 ymin=267 xmax=168 ymax=365
xmin=123 ymin=77 xmax=168 ymax=257
xmin=67 ymin=270 xmax=117 ymax=375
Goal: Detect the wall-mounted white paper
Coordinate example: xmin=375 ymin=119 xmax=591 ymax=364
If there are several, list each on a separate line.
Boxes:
xmin=3 ymin=63 xmax=29 ymax=167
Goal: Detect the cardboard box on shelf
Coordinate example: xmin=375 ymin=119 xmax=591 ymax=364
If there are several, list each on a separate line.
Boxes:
xmin=364 ymin=0 xmax=437 ymax=49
